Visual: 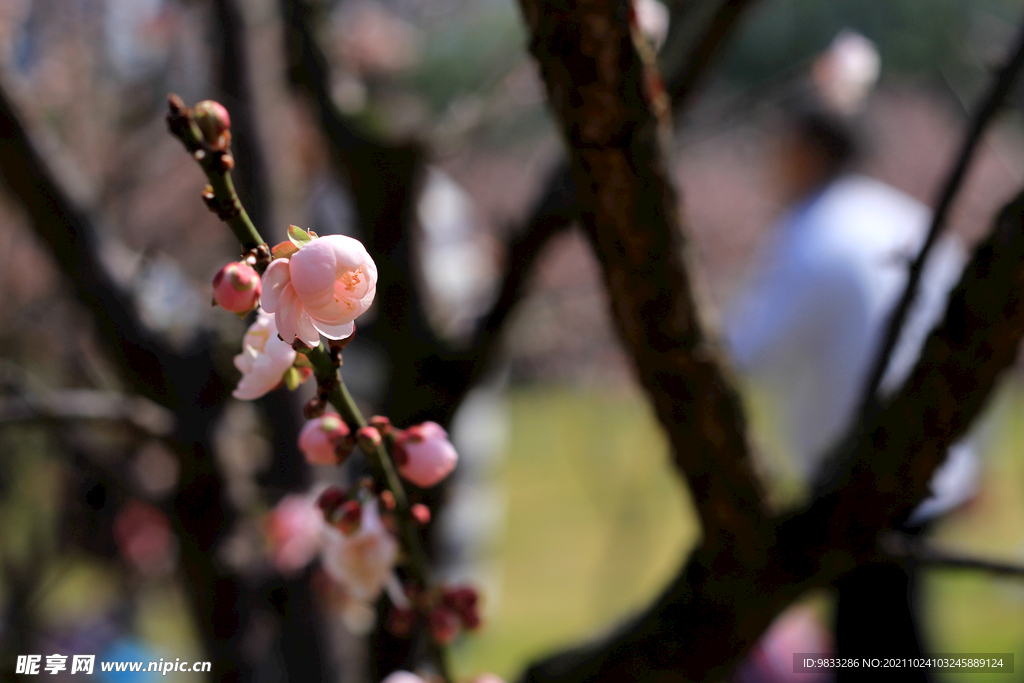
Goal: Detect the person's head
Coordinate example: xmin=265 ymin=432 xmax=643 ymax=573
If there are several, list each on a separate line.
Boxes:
xmin=776 ymin=104 xmax=858 ymax=204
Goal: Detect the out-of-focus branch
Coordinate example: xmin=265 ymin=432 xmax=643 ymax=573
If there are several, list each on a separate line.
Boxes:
xmin=0 ymin=389 xmax=176 ymax=435
xmin=213 ymin=0 xmax=272 ymax=236
xmin=513 ymin=0 xmax=1024 ymax=675
xmin=856 ymin=13 xmax=1024 ymax=419
xmin=0 ymin=82 xmax=254 ymax=683
xmin=666 ymin=0 xmax=759 ymax=106
xmin=882 ymin=532 xmax=1024 ymax=578
xmin=460 ymin=0 xmax=761 ymax=391
xmin=518 ymin=0 xmax=766 ymax=552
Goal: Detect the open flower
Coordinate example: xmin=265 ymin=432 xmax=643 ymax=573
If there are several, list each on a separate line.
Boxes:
xmin=233 ymin=310 xmax=297 ymax=399
xmin=395 ymin=421 xmax=458 ymax=488
xmin=262 ymin=231 xmax=377 ymax=347
xmin=321 ymin=498 xmax=399 ymax=603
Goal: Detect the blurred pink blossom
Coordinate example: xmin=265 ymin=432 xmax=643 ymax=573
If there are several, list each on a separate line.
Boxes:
xmin=265 ymin=493 xmax=325 ymax=575
xmin=322 ymin=499 xmax=399 ymax=603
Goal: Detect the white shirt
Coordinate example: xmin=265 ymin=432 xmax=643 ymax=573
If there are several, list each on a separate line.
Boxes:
xmin=726 ymin=174 xmax=976 ymax=520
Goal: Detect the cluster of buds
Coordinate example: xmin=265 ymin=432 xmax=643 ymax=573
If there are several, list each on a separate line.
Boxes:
xmin=387 ymin=583 xmax=482 ymax=645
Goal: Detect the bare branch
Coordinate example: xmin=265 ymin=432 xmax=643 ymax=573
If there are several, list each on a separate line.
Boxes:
xmin=0 ymin=389 xmax=176 ymax=436
xmin=857 ymin=14 xmax=1024 ymax=419
xmin=882 ymin=532 xmax=1024 ymax=578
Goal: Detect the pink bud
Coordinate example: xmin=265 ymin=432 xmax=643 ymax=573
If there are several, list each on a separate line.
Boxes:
xmin=193 ymin=100 xmax=232 ymax=150
xmin=429 ymin=605 xmax=460 ymax=644
xmin=317 ymin=487 xmax=348 ymax=517
xmin=212 ymin=261 xmax=261 ymax=313
xmin=470 ymin=676 xmax=506 ymax=683
xmin=442 ymin=585 xmax=481 ymax=630
xmin=410 ymin=503 xmax=431 ymax=526
xmin=336 ymin=500 xmax=362 ymax=535
xmin=356 ymin=425 xmax=382 ymax=450
xmin=395 ymin=422 xmax=458 ymax=488
xmin=299 ymin=414 xmax=351 ymax=465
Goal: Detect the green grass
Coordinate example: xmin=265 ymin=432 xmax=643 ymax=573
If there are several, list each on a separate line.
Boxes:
xmin=454 ymin=380 xmax=1024 ymax=682
xmin=452 ymin=385 xmax=699 ymax=680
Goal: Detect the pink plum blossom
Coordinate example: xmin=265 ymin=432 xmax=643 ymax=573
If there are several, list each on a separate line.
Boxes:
xmin=265 ymin=493 xmax=325 ymax=575
xmin=470 ymin=676 xmax=506 ymax=683
xmin=212 ymin=261 xmax=261 ymax=313
xmin=232 ymin=310 xmax=297 ymax=399
xmin=298 ymin=413 xmax=352 ymax=465
xmin=395 ymin=421 xmax=458 ymax=488
xmin=321 ymin=499 xmax=399 ymax=603
xmin=262 ymin=233 xmax=377 ymax=347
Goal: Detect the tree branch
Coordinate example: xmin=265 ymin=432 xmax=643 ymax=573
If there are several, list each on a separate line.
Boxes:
xmin=519 ymin=0 xmax=766 ymax=552
xmin=856 ymin=13 xmax=1024 ymax=419
xmin=882 ymin=532 xmax=1024 ymax=578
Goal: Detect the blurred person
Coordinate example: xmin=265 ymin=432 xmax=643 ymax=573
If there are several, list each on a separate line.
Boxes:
xmin=724 ymin=32 xmax=978 ymax=682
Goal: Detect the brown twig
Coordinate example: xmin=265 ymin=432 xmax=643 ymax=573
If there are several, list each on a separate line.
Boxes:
xmin=856 ymin=13 xmax=1024 ymax=420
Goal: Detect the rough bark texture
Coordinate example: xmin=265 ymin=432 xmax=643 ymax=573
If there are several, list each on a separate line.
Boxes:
xmin=519 ymin=0 xmax=767 ymax=556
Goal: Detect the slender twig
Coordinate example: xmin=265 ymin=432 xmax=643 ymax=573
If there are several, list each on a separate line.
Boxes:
xmin=667 ymin=0 xmax=760 ymax=107
xmin=856 ymin=15 xmax=1024 ymax=419
xmin=0 ymin=390 xmax=175 ymax=435
xmin=882 ymin=532 xmax=1024 ymax=578
xmin=166 ymin=94 xmax=264 ymax=253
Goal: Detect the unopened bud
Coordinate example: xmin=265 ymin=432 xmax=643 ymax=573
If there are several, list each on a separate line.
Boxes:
xmin=410 ymin=503 xmax=431 ymax=526
xmin=212 ymin=261 xmax=261 ymax=314
xmin=317 ymin=487 xmax=348 ymax=517
xmin=336 ymin=500 xmax=362 ymax=535
xmin=193 ymin=100 xmax=232 ymax=151
xmin=303 ymin=397 xmax=327 ymax=420
xmin=429 ymin=606 xmax=460 ymax=644
xmin=356 ymin=426 xmax=382 ymax=451
xmin=299 ymin=414 xmax=350 ymax=465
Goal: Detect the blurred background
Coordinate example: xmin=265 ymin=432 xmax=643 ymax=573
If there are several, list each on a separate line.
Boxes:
xmin=2 ymin=0 xmax=1024 ymax=682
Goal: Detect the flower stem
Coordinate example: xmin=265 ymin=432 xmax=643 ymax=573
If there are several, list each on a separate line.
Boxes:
xmin=169 ymin=93 xmax=447 ymax=682
xmin=306 ymin=344 xmax=432 ymax=588
xmin=165 ymin=94 xmax=264 ymax=255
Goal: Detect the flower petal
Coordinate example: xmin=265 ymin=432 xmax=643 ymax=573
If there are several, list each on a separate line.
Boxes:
xmin=290 ymin=239 xmax=338 ymax=303
xmin=275 ymin=284 xmax=303 ymax=344
xmin=311 ymin=318 xmax=354 ymax=340
xmin=261 ymin=259 xmax=291 ymax=312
